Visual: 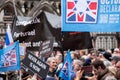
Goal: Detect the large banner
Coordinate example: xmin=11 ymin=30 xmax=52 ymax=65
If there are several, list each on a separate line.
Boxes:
xmin=61 ymin=32 xmax=93 ymax=50
xmin=12 ymin=12 xmax=61 ymax=51
xmin=0 ymin=41 xmax=20 ymax=72
xmin=62 ymin=0 xmax=120 ymax=32
xmin=12 ymin=17 xmax=47 ymax=51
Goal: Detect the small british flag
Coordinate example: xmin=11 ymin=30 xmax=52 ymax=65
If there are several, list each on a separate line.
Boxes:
xmin=66 ymin=0 xmax=98 ymax=23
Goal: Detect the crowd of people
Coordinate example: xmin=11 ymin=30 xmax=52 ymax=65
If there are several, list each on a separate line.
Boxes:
xmin=24 ymin=47 xmax=120 ymax=80
xmin=1 ymin=42 xmax=120 ymax=80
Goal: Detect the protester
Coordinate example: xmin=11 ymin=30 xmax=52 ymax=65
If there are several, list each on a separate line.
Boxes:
xmin=79 ymin=50 xmax=88 ymax=60
xmin=107 ymin=66 xmax=117 ymax=78
xmin=71 ymin=59 xmax=83 ymax=80
xmin=83 ymin=57 xmax=92 ymax=66
xmin=45 ymin=57 xmax=58 ymax=80
xmin=115 ymin=70 xmax=120 ymax=80
xmin=55 ymin=52 xmax=63 ymax=77
xmin=89 ymin=51 xmax=96 ymax=62
xmin=111 ymin=56 xmax=120 ymax=66
xmin=55 ymin=53 xmax=63 ymax=71
xmin=113 ymin=48 xmax=120 ymax=57
xmin=102 ymin=52 xmax=112 ymax=67
xmin=91 ymin=59 xmax=117 ymax=80
xmin=115 ymin=61 xmax=120 ymax=71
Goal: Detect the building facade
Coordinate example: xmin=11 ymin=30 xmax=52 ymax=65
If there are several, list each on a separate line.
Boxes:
xmin=0 ymin=0 xmax=119 ymax=50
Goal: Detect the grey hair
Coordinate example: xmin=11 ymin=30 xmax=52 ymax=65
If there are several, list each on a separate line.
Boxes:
xmin=73 ymin=59 xmax=83 ymax=66
xmin=46 ymin=57 xmax=56 ymax=64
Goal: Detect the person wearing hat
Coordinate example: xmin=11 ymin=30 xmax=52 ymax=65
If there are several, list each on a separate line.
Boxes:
xmin=100 ymin=52 xmax=112 ymax=67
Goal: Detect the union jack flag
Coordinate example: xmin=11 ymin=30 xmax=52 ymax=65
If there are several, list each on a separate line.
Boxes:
xmin=66 ymin=0 xmax=98 ymax=23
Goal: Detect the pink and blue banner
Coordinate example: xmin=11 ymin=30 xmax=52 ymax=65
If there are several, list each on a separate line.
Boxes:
xmin=62 ymin=0 xmax=120 ymax=32
xmin=0 ymin=41 xmax=20 ymax=72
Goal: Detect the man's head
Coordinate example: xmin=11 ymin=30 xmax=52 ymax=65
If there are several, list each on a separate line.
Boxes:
xmin=92 ymin=59 xmax=106 ymax=76
xmin=92 ymin=59 xmax=106 ymax=72
xmin=103 ymin=52 xmax=112 ymax=61
xmin=72 ymin=59 xmax=83 ymax=72
xmin=115 ymin=61 xmax=120 ymax=71
xmin=46 ymin=57 xmax=57 ymax=71
xmin=114 ymin=48 xmax=119 ymax=53
xmin=111 ymin=56 xmax=120 ymax=65
xmin=55 ymin=54 xmax=63 ymax=64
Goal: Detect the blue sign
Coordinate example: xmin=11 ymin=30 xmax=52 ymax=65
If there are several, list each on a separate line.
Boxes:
xmin=0 ymin=41 xmax=20 ymax=72
xmin=62 ymin=0 xmax=120 ymax=32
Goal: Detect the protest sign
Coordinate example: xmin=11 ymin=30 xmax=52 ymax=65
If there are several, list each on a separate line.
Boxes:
xmin=12 ymin=17 xmax=45 ymax=51
xmin=62 ymin=0 xmax=120 ymax=32
xmin=12 ymin=13 xmax=60 ymax=51
xmin=22 ymin=51 xmax=49 ymax=79
xmin=39 ymin=39 xmax=53 ymax=59
xmin=0 ymin=41 xmax=20 ymax=72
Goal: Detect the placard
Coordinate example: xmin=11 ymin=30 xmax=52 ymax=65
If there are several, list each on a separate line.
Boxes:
xmin=22 ymin=51 xmax=49 ymax=79
xmin=39 ymin=39 xmax=53 ymax=59
xmin=62 ymin=0 xmax=120 ymax=32
xmin=0 ymin=41 xmax=20 ymax=72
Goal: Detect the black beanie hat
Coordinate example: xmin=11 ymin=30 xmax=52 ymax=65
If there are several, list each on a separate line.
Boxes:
xmin=103 ymin=52 xmax=112 ymax=61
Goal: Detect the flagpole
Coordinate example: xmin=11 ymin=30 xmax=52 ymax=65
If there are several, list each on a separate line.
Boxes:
xmin=91 ymin=33 xmax=97 ymax=58
xmin=12 ymin=0 xmax=17 ymax=16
